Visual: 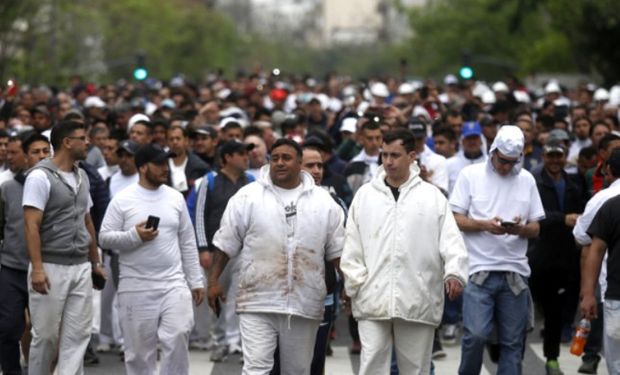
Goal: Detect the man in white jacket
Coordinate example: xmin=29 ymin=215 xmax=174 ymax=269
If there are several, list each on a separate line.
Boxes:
xmin=340 ymin=128 xmax=469 ymax=375
xmin=207 ymin=138 xmax=345 ymax=375
xmin=99 ymin=144 xmax=205 ymax=375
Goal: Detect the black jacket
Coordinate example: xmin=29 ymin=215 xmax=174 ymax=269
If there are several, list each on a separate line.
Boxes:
xmin=528 ymin=168 xmax=585 ymax=275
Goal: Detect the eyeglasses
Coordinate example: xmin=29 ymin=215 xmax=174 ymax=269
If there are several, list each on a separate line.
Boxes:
xmin=495 ymin=153 xmax=520 ymax=165
xmin=67 ymin=136 xmax=87 ymax=142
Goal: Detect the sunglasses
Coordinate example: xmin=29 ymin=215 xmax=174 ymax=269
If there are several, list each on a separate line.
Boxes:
xmin=495 ymin=153 xmax=520 ymax=165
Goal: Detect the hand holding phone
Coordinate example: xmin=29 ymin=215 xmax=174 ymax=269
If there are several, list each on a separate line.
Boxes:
xmin=145 ymin=215 xmax=160 ymax=230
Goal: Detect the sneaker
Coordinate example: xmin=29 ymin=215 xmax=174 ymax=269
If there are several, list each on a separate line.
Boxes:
xmin=441 ymin=324 xmax=458 ymax=345
xmin=546 ymin=360 xmax=564 ymax=375
xmin=350 ymin=340 xmax=361 ymax=355
xmin=578 ymin=355 xmax=600 ymax=374
xmin=83 ymin=344 xmax=100 ymax=366
xmin=189 ymin=339 xmax=213 ymax=351
xmin=96 ymin=343 xmax=112 ymax=353
xmin=326 ymin=342 xmax=333 ymax=356
xmin=432 ymin=348 xmax=446 ymax=359
xmin=432 ymin=334 xmax=446 ymax=359
xmin=229 ymin=343 xmax=243 ymax=355
xmin=210 ymin=346 xmax=228 ymax=362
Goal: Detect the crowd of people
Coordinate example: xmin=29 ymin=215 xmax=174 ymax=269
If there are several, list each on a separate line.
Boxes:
xmin=0 ymin=71 xmax=620 ymax=375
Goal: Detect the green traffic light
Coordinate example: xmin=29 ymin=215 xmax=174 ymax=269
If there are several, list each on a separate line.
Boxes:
xmin=133 ymin=68 xmax=148 ymax=80
xmin=459 ymin=66 xmax=473 ymax=80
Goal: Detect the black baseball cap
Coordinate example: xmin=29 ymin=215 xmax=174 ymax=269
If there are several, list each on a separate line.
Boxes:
xmin=134 ymin=144 xmax=176 ymax=168
xmin=116 ymin=140 xmax=139 ymax=156
xmin=191 ymin=125 xmax=217 ymax=138
xmin=219 ymin=140 xmax=255 ymax=159
xmin=543 ymin=140 xmax=567 ymax=155
xmin=408 ymin=117 xmax=427 ymax=138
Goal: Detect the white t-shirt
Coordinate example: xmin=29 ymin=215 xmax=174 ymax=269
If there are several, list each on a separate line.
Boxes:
xmin=169 ymin=157 xmax=188 ymax=192
xmin=23 ymin=168 xmax=93 ymax=212
xmin=109 ymin=171 xmax=138 ymax=198
xmin=98 ymin=164 xmax=119 ymax=182
xmin=0 ymin=169 xmax=15 ymax=187
xmin=450 ymin=162 xmax=545 ymax=276
xmin=98 ymin=183 xmax=203 ymax=293
xmin=419 ymin=145 xmax=449 ymax=193
xmin=274 ymin=183 xmax=304 ymax=238
xmin=351 ymin=150 xmax=380 ymax=183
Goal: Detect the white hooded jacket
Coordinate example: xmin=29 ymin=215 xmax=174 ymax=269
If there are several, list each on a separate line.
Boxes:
xmin=213 ymin=165 xmax=345 ymax=320
xmin=341 ymin=163 xmax=468 ymax=326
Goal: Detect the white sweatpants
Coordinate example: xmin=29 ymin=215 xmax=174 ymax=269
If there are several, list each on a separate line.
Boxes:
xmin=118 ymin=286 xmax=194 ymax=375
xmin=209 ymin=257 xmax=241 ymax=348
xmin=28 ymin=262 xmax=93 ymax=375
xmin=358 ymin=319 xmax=434 ymax=375
xmin=99 ymin=254 xmax=123 ymax=346
xmin=239 ymin=312 xmax=320 ymax=375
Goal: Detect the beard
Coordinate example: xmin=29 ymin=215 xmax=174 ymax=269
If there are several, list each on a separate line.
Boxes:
xmin=144 ymin=166 xmax=167 ymax=187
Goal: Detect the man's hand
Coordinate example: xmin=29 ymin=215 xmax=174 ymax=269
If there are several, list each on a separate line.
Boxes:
xmin=419 ymin=165 xmax=434 ymax=183
xmin=31 ymin=269 xmax=50 ymax=294
xmin=580 ymin=293 xmax=598 ymax=320
xmin=445 ymin=278 xmax=464 ymax=300
xmin=341 ymin=290 xmax=352 ymax=315
xmin=135 ymin=221 xmax=158 ymax=242
xmin=192 ymin=287 xmax=206 ymax=306
xmin=207 ymin=284 xmax=225 ymax=314
xmin=91 ymin=264 xmax=107 ymax=290
xmin=199 ymin=252 xmax=212 ymax=269
xmin=481 ymin=217 xmax=507 ymax=235
xmin=565 ymin=213 xmax=580 ymax=227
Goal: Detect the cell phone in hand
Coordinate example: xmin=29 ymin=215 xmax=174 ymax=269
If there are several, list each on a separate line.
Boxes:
xmin=501 ymin=221 xmax=516 ymax=227
xmin=145 ymin=215 xmax=160 ymax=231
xmin=92 ymin=271 xmax=106 ymax=290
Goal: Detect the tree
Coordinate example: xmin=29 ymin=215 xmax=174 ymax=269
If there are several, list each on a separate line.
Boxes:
xmin=402 ymin=0 xmax=576 ymax=81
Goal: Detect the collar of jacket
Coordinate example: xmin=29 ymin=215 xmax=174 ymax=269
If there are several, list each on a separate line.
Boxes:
xmin=370 ymin=163 xmax=422 ymax=196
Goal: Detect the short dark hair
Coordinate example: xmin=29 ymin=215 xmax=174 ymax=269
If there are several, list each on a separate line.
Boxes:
xmin=168 ymin=124 xmax=189 ymax=138
xmin=590 ymin=120 xmax=610 ymax=138
xmin=0 ymin=129 xmax=8 ymax=139
xmin=270 ymin=138 xmax=302 ymax=158
xmin=22 ymin=132 xmax=50 ymax=154
xmin=361 ymin=121 xmax=381 ymax=132
xmin=133 ymin=120 xmax=153 ymax=133
xmin=432 ymin=125 xmax=457 ymax=142
xmin=599 ymin=132 xmax=620 ymax=151
xmin=579 ymin=146 xmax=597 ymax=160
xmin=50 ymin=120 xmax=85 ymax=150
xmin=383 ymin=128 xmax=416 ymax=153
xmin=222 ymin=121 xmax=242 ymax=131
xmin=151 ymin=118 xmax=170 ymax=130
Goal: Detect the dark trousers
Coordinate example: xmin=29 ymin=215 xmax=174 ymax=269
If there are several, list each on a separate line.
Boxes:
xmin=530 ymin=269 xmax=579 ymax=360
xmin=271 ymin=304 xmax=334 ymax=375
xmin=0 ymin=266 xmax=28 ymax=375
xmin=584 ymin=302 xmax=604 ymax=359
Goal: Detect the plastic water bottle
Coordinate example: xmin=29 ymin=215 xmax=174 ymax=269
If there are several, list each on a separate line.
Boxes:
xmin=570 ymin=319 xmax=591 ymax=356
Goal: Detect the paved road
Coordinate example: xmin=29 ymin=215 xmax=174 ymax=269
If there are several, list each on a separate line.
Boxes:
xmin=83 ymin=315 xmax=609 ymax=375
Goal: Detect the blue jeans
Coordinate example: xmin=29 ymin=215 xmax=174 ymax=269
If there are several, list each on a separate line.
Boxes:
xmin=459 ymin=272 xmax=529 ymax=375
xmin=443 ymin=291 xmax=463 ymax=325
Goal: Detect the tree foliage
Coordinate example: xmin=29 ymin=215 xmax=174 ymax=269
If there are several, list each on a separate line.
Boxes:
xmin=402 ymin=0 xmax=620 ymax=84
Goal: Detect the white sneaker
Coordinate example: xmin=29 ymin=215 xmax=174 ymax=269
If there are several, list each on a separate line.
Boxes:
xmin=441 ymin=324 xmax=458 ymax=345
xmin=96 ymin=343 xmax=112 ymax=352
xmin=210 ymin=346 xmax=228 ymax=362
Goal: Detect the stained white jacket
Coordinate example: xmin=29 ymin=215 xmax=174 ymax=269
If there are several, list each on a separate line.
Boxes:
xmin=341 ymin=164 xmax=468 ymax=326
xmin=213 ymin=165 xmax=345 ymax=320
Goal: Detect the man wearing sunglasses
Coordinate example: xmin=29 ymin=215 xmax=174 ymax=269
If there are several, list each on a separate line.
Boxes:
xmin=450 ymin=125 xmax=545 ymax=375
